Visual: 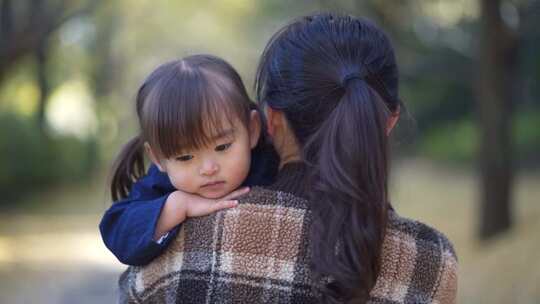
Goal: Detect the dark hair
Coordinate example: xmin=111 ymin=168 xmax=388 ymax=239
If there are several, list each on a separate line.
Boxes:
xmin=255 ymin=13 xmax=402 ymax=303
xmin=111 ymin=54 xmax=257 ymax=201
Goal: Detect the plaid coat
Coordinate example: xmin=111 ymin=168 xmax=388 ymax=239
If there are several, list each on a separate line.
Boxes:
xmin=118 ymin=165 xmax=457 ymax=304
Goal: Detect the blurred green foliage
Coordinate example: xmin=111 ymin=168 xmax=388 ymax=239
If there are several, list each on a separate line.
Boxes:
xmin=421 ymin=118 xmax=478 ymax=163
xmin=420 ymin=108 xmax=540 ymax=164
xmin=514 ymin=109 xmax=540 ymax=162
xmin=0 ymin=113 xmax=98 ymax=206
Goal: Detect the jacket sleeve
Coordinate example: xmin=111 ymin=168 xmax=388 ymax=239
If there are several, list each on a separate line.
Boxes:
xmin=99 ymin=165 xmax=181 ymax=266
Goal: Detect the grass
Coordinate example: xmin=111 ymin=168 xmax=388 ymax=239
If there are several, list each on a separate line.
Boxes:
xmin=391 ymin=158 xmax=540 ymax=304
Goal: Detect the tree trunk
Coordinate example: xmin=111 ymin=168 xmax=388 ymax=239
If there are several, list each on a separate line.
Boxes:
xmin=0 ymin=0 xmax=99 ymax=88
xmin=477 ymin=0 xmax=518 ymax=240
xmin=35 ymin=39 xmax=49 ymax=133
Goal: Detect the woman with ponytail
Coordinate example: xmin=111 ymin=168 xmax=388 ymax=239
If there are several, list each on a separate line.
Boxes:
xmin=118 ymin=13 xmax=457 ymax=304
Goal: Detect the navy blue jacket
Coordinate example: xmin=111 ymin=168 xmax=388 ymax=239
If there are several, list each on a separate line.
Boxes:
xmin=99 ymin=142 xmax=279 ymax=266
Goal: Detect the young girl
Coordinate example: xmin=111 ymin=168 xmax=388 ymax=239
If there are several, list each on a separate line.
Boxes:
xmin=99 ymin=55 xmax=278 ymax=265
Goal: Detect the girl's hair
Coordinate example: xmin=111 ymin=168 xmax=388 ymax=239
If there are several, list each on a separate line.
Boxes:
xmin=111 ymin=54 xmax=257 ymax=201
xmin=255 ymin=13 xmax=402 ymax=303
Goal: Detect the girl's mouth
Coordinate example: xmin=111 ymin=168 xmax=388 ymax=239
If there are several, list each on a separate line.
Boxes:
xmin=201 ymin=181 xmax=226 ymax=189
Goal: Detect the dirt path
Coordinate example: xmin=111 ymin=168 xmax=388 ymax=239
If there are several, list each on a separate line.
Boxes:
xmin=0 ymin=266 xmax=119 ymax=303
xmin=0 ymin=214 xmax=124 ymax=303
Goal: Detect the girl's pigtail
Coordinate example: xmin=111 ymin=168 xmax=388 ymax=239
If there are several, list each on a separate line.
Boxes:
xmin=110 ymin=135 xmax=146 ymax=201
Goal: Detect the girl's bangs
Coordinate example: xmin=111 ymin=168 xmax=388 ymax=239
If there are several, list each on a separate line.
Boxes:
xmin=145 ymin=70 xmax=249 ymax=159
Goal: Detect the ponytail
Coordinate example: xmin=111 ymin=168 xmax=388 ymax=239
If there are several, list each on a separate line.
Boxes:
xmin=305 ymin=77 xmax=390 ymax=303
xmin=110 ymin=135 xmax=146 ymax=201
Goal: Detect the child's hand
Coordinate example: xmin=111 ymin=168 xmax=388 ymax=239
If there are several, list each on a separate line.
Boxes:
xmin=154 ymin=187 xmax=250 ymax=240
xmin=182 ymin=186 xmax=250 ymax=217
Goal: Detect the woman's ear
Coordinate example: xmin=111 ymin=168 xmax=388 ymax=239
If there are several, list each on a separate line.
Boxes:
xmin=248 ymin=110 xmax=262 ymax=149
xmin=265 ymin=106 xmax=278 ymax=137
xmin=144 ymin=142 xmax=165 ymax=172
xmin=386 ymin=106 xmax=400 ymax=136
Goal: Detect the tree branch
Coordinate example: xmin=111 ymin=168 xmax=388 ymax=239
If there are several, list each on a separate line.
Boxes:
xmin=0 ymin=0 xmax=101 ymax=82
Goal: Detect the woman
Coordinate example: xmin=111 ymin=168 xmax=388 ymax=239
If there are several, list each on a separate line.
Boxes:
xmin=119 ymin=13 xmax=457 ymax=304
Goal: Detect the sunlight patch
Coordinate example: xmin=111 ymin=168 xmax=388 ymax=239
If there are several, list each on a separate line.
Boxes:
xmin=46 ymin=80 xmax=98 ymax=139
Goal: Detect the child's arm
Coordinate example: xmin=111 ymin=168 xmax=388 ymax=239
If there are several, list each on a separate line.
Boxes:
xmin=100 ymin=165 xmax=177 ymax=265
xmin=99 ymin=165 xmax=248 ymax=266
xmin=100 ymin=195 xmax=172 ymax=266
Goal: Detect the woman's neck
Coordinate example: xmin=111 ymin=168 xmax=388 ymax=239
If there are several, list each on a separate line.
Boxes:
xmin=279 ymin=152 xmax=302 ymax=170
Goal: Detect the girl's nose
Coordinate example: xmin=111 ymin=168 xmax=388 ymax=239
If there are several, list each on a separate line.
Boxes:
xmin=199 ymin=160 xmax=219 ymax=176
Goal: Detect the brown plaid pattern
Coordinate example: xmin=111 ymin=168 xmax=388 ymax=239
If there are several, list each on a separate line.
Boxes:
xmin=118 ymin=187 xmax=457 ymax=304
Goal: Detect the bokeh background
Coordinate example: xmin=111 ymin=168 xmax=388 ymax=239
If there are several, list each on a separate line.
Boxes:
xmin=1 ymin=0 xmax=539 ymax=303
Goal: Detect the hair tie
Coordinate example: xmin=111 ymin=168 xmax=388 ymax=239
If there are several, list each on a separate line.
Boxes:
xmin=341 ymin=72 xmax=364 ymax=88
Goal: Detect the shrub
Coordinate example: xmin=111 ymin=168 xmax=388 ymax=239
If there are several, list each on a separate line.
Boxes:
xmin=0 ymin=114 xmax=98 ymax=205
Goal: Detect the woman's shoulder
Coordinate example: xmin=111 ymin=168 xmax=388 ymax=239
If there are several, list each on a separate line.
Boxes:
xmin=238 ymin=186 xmax=310 ymax=210
xmin=386 ymin=210 xmax=457 ymax=260
xmin=118 ymin=186 xmax=319 ymax=303
xmin=372 ymin=210 xmax=458 ymax=303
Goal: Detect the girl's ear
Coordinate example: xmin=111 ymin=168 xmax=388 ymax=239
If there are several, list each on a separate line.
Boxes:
xmin=248 ymin=110 xmax=262 ymax=149
xmin=144 ymin=142 xmax=165 ymax=172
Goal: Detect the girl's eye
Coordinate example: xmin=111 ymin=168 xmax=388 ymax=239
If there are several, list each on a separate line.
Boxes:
xmin=176 ymin=155 xmax=193 ymax=162
xmin=215 ymin=143 xmax=232 ymax=152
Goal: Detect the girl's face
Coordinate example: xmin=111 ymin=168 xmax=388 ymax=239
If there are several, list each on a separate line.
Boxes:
xmin=148 ymin=110 xmax=260 ymax=199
